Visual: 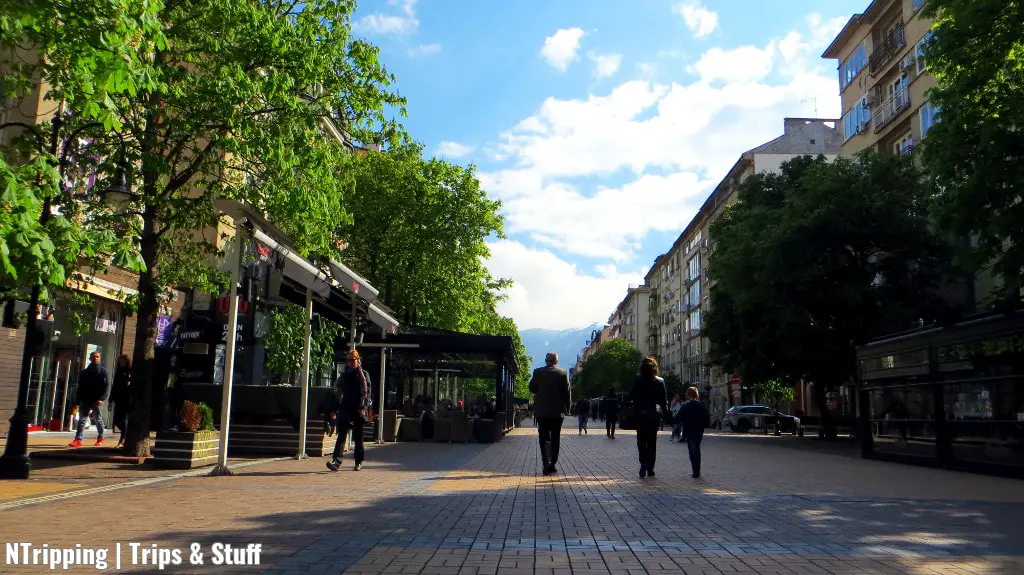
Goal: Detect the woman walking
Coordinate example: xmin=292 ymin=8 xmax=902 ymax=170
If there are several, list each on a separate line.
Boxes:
xmin=629 ymin=356 xmax=668 ymax=478
xmin=669 ymin=394 xmax=683 ymax=442
xmin=111 ymin=355 xmax=132 ymax=448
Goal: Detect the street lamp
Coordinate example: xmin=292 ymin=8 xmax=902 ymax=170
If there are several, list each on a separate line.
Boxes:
xmin=0 ymin=114 xmax=133 ymax=480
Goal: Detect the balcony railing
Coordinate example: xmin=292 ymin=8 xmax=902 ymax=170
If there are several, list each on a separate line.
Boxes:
xmin=869 ymin=25 xmax=905 ymax=76
xmin=872 ymin=88 xmax=911 ymax=132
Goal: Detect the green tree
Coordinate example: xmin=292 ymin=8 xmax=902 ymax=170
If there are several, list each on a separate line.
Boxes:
xmin=12 ymin=0 xmax=406 ymax=456
xmin=704 ymin=153 xmax=949 ymax=438
xmin=752 ymin=379 xmax=795 ymax=411
xmin=264 ymin=306 xmax=342 ymax=384
xmin=574 ymin=339 xmax=643 ymax=400
xmin=336 ymin=143 xmax=505 ymax=331
xmin=920 ymin=0 xmax=1024 ymax=306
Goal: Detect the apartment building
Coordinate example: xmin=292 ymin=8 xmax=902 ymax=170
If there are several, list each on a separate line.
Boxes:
xmin=608 ymin=285 xmax=651 ymax=358
xmin=573 ymin=324 xmax=613 ymax=376
xmin=644 ymin=118 xmax=841 ymax=420
xmin=823 ymin=0 xmax=937 ymax=157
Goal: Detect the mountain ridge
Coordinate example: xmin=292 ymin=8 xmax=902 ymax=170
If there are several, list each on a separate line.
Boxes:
xmin=519 ymin=323 xmax=603 ymax=371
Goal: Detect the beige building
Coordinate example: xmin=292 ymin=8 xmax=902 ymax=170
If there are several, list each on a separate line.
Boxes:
xmin=823 ymin=0 xmax=937 ymax=157
xmin=645 ymin=118 xmax=841 ymax=420
xmin=607 ymin=285 xmax=651 ymax=359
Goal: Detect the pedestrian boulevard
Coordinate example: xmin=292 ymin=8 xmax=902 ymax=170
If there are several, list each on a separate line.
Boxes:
xmin=2 ymin=423 xmax=1023 ymax=574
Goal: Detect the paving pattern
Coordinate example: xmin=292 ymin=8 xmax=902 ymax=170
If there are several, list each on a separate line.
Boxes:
xmin=1 ymin=421 xmax=1023 ymax=574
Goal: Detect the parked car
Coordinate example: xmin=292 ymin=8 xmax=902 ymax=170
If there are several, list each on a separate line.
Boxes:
xmin=723 ymin=405 xmax=803 ymax=436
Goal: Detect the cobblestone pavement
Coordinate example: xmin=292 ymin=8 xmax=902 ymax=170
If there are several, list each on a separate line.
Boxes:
xmin=1 ymin=422 xmax=1023 ymax=575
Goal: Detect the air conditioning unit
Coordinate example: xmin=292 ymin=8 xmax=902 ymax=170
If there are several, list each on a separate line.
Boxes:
xmin=864 ymin=93 xmax=876 ymax=107
xmin=856 ymin=121 xmax=868 ymax=134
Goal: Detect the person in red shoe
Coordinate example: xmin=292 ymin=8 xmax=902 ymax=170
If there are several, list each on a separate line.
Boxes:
xmin=69 ymin=351 xmax=110 ymax=448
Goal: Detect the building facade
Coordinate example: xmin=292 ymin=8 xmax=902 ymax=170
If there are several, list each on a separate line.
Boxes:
xmin=608 ymin=285 xmax=651 ymax=359
xmin=641 ymin=118 xmax=841 ymax=421
xmin=823 ymin=0 xmax=937 ymax=157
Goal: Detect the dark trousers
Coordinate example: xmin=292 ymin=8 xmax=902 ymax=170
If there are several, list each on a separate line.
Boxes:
xmin=636 ymin=418 xmax=659 ymax=472
xmin=606 ymin=416 xmax=617 ymax=437
xmin=331 ymin=414 xmax=365 ymax=464
xmin=537 ymin=417 xmax=563 ymax=466
xmin=686 ymin=435 xmax=703 ymax=476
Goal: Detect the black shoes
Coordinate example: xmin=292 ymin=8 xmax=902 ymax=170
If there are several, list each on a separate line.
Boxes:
xmin=648 ymin=469 xmax=656 ymax=478
xmin=542 ymin=463 xmax=557 ymax=476
xmin=692 ymin=472 xmax=700 ymax=478
xmin=326 ymin=459 xmax=341 ymax=472
xmin=639 ymin=468 xmax=647 ymax=478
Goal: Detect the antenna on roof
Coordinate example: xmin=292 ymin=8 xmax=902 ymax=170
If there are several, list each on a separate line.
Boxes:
xmin=800 ymin=97 xmax=819 ymax=117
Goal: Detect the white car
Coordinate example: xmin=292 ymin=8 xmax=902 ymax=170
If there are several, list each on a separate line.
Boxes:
xmin=724 ymin=405 xmax=803 ymax=435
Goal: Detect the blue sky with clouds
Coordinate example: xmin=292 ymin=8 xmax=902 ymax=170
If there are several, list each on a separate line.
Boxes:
xmin=351 ymin=0 xmax=867 ymax=330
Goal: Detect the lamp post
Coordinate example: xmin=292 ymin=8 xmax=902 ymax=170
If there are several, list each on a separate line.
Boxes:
xmin=0 ymin=115 xmax=134 ymax=479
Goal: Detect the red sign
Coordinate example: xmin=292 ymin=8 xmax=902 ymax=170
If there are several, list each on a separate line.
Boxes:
xmin=352 ymin=282 xmax=360 ymax=293
xmin=730 ymin=373 xmax=741 ymax=385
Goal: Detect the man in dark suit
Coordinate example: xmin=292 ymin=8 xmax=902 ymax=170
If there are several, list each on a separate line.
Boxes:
xmin=529 ymin=352 xmax=571 ymax=476
xmin=68 ymin=351 xmax=110 ymax=448
xmin=678 ymin=387 xmax=712 ymax=478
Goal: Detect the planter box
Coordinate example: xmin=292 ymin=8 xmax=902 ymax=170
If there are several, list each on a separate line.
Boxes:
xmin=152 ymin=430 xmax=220 ymax=469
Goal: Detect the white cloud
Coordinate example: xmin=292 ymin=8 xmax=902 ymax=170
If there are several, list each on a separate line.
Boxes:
xmin=484 ymin=240 xmax=645 ymax=329
xmin=408 ymin=43 xmax=441 ymax=56
xmin=478 ymin=14 xmax=846 ymax=328
xmin=690 ymin=44 xmax=776 ymax=83
xmin=436 ymin=141 xmax=474 ymax=158
xmin=587 ymin=51 xmax=623 ymax=79
xmin=540 ymin=28 xmax=586 ymax=71
xmin=355 ymin=0 xmax=419 ymax=36
xmin=672 ymin=2 xmax=719 ymax=39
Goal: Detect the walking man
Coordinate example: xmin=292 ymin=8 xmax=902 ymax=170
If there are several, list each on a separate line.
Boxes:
xmin=326 ymin=349 xmax=372 ymax=472
xmin=529 ymin=352 xmax=570 ymax=476
xmin=68 ymin=352 xmax=110 ymax=448
xmin=679 ymin=387 xmax=711 ymax=478
xmin=601 ymin=388 xmax=619 ymax=439
xmin=576 ymin=398 xmax=590 ymax=435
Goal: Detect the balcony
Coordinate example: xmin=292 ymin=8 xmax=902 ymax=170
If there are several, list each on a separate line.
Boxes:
xmin=872 ymin=88 xmax=910 ymax=132
xmin=869 ymin=25 xmax=905 ymax=76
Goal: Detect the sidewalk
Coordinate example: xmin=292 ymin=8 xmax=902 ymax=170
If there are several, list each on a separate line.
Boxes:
xmin=1 ymin=425 xmax=1022 ymax=574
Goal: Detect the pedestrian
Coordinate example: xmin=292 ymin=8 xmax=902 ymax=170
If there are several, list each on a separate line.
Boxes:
xmin=576 ymin=397 xmax=590 ymax=435
xmin=110 ymin=355 xmax=132 ymax=448
xmin=601 ymin=387 xmax=619 ymax=439
xmin=679 ymin=387 xmax=711 ymax=478
xmin=326 ymin=349 xmax=372 ymax=472
xmin=529 ymin=351 xmax=571 ymax=476
xmin=669 ymin=394 xmax=683 ymax=442
xmin=629 ymin=356 xmax=668 ymax=478
xmin=68 ymin=351 xmax=110 ymax=448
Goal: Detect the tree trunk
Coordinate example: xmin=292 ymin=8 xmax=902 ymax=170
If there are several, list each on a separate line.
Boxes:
xmin=812 ymin=381 xmax=838 ymax=439
xmin=123 ymin=204 xmax=159 ymax=457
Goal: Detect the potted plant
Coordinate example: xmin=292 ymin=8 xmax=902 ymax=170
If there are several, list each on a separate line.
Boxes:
xmin=153 ymin=401 xmax=219 ymax=469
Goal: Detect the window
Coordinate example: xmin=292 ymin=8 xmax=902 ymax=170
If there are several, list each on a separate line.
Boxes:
xmin=913 ymin=0 xmax=925 ymax=12
xmin=916 ymin=31 xmax=934 ymax=74
xmin=890 ymin=73 xmax=909 ymax=98
xmin=689 ymin=309 xmax=701 ymax=333
xmin=842 ymin=98 xmax=871 ymax=141
xmin=687 ymin=255 xmax=701 ymax=281
xmin=688 ymin=282 xmax=701 ymax=306
xmin=839 ymin=41 xmax=868 ymax=90
xmin=894 ymin=133 xmax=914 ymax=156
xmin=920 ymin=101 xmax=941 ymax=137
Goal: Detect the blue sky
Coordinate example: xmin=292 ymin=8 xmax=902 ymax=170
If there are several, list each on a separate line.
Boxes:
xmin=351 ymin=0 xmax=867 ymax=330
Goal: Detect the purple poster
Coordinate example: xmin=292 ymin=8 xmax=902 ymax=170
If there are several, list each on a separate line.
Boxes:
xmin=156 ymin=315 xmax=173 ymax=347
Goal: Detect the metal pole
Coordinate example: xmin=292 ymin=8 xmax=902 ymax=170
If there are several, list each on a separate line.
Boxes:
xmin=58 ymin=362 xmax=72 ymax=431
xmin=296 ymin=285 xmax=313 ymax=459
xmin=433 ymin=364 xmax=439 ymax=410
xmin=210 ymin=225 xmax=246 ymax=476
xmin=376 ymin=328 xmax=386 ymax=444
xmin=48 ymin=362 xmax=61 ymax=428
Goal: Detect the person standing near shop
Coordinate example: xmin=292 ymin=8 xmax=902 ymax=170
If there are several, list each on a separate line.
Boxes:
xmin=629 ymin=356 xmax=668 ymax=478
xmin=68 ymin=351 xmax=110 ymax=448
xmin=326 ymin=349 xmax=372 ymax=472
xmin=110 ymin=355 xmax=132 ymax=448
xmin=530 ymin=352 xmax=571 ymax=476
xmin=679 ymin=387 xmax=711 ymax=478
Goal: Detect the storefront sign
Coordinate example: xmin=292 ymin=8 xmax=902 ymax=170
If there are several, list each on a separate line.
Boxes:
xmin=67 ymin=274 xmax=138 ymax=302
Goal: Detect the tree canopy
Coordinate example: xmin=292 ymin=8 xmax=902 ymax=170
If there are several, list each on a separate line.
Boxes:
xmin=2 ymin=0 xmax=406 ymax=455
xmin=573 ymin=339 xmax=643 ymax=400
xmin=921 ymin=0 xmax=1024 ymax=305
xmin=703 ymin=153 xmax=950 ymax=435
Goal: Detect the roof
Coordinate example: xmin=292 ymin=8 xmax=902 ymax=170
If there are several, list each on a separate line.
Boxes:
xmin=355 ymin=327 xmax=520 ymax=374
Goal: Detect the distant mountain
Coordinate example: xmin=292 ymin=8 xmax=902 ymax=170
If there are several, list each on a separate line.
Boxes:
xmin=519 ymin=323 xmax=603 ymax=371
